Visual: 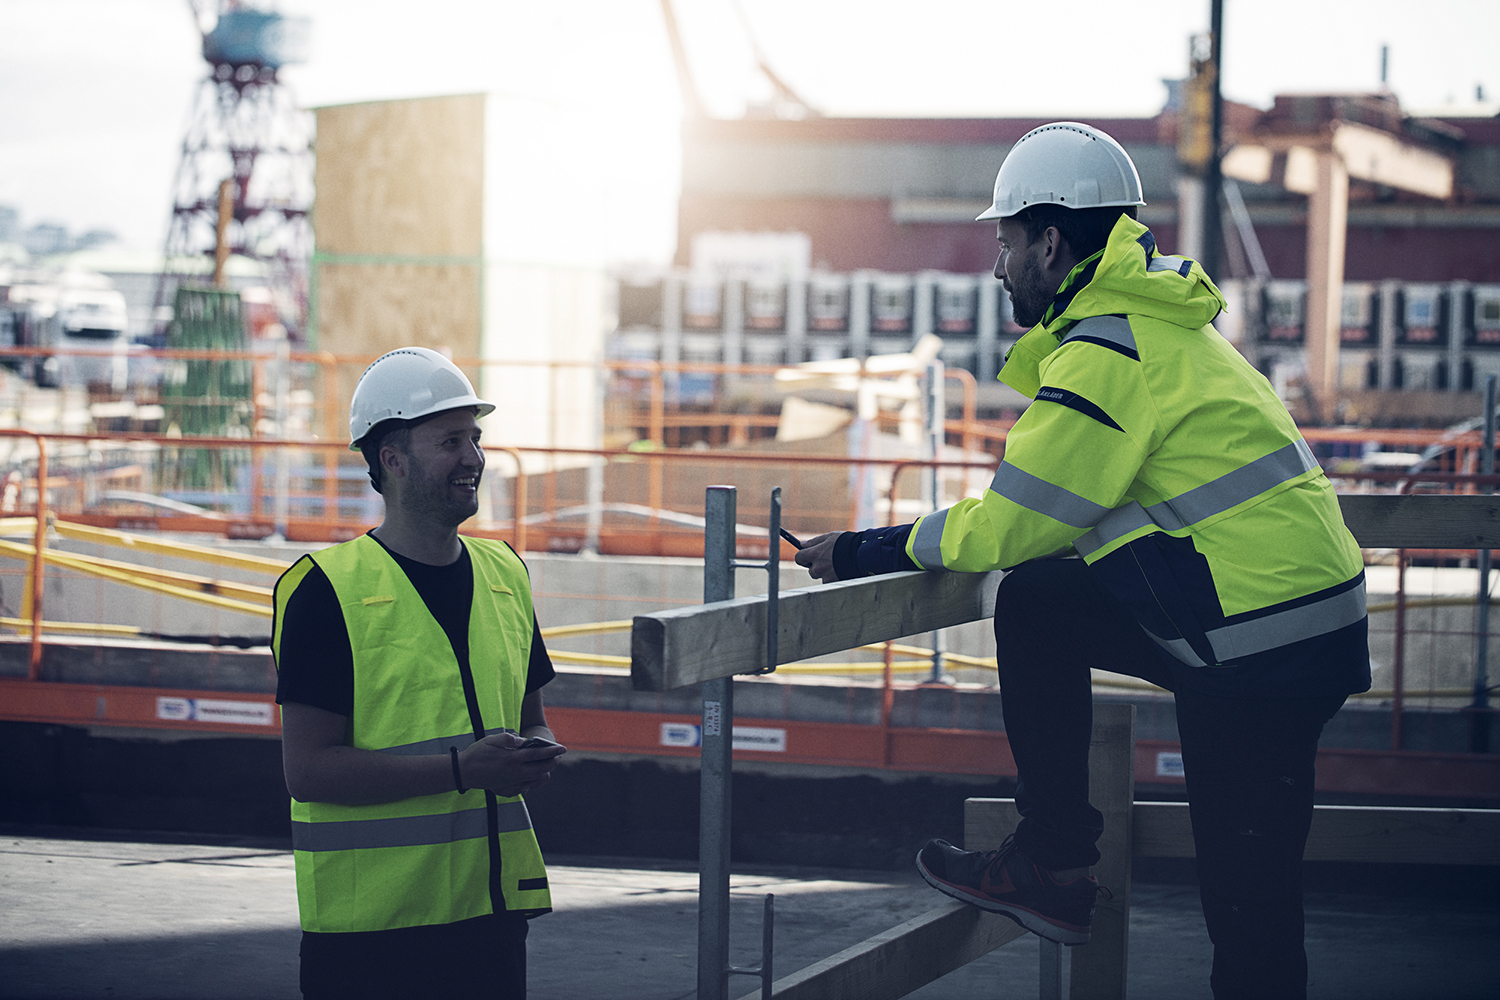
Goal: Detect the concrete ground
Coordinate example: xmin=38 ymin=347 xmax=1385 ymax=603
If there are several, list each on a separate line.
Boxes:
xmin=0 ymin=831 xmax=1495 ymax=1000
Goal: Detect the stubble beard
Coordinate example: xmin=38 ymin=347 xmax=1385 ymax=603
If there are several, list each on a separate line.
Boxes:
xmin=399 ymin=462 xmax=482 ymax=529
xmin=1006 ymin=251 xmax=1052 ymax=329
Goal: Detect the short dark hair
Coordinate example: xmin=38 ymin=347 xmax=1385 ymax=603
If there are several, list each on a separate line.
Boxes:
xmin=1011 ymin=204 xmax=1138 ymax=263
xmin=358 ymin=405 xmax=485 ymax=494
xmin=359 ymin=419 xmax=413 ymax=495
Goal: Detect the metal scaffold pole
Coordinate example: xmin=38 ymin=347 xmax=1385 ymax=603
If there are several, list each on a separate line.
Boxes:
xmin=699 ymin=486 xmax=736 ymax=1000
xmin=698 ymin=484 xmax=777 ymax=1000
xmin=1474 ymin=376 xmax=1496 ymax=753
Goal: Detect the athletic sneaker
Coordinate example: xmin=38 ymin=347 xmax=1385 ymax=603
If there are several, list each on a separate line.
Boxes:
xmin=915 ymin=835 xmax=1106 ymax=945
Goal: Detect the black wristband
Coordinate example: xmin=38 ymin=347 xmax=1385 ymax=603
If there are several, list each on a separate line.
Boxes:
xmin=449 ymin=746 xmax=467 ymax=794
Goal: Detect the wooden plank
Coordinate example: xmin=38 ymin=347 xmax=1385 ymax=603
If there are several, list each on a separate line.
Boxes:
xmin=732 ymin=901 xmax=1026 ymax=1000
xmin=631 ymin=570 xmax=1003 ymax=692
xmin=1072 ymin=704 xmax=1134 ymax=1000
xmin=1338 ymin=493 xmax=1500 ymax=549
xmin=1128 ymin=802 xmax=1500 ymax=865
xmin=971 ymin=800 xmax=1500 ymax=867
xmin=1301 ymin=804 xmax=1500 ymax=864
xmin=1129 ymin=802 xmax=1197 ymax=859
xmin=633 ymin=493 xmax=1500 ymax=692
xmin=964 ymin=798 xmax=1022 ymax=853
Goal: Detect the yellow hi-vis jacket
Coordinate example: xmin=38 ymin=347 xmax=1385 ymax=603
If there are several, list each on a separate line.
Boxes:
xmin=908 ymin=215 xmax=1369 ymax=695
xmin=272 ymin=535 xmax=551 ymax=933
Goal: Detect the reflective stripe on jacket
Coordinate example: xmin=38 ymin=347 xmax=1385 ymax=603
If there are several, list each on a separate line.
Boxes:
xmin=907 ymin=216 xmax=1368 ymax=689
xmin=272 ymin=535 xmax=551 ymax=933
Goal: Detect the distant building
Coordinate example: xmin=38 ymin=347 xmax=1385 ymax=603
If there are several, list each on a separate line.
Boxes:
xmin=675 ymin=97 xmax=1500 ymax=283
xmin=23 ymin=223 xmax=70 ymax=258
xmin=623 ymin=94 xmax=1500 ymax=424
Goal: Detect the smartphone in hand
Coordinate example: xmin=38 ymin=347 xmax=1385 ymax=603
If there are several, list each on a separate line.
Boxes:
xmin=518 ymin=736 xmax=564 ymax=751
xmin=779 ymin=527 xmax=805 ymax=550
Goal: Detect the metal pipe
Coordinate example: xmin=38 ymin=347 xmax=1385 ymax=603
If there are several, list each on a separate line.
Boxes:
xmin=1040 ymin=936 xmax=1063 ymax=1000
xmin=699 ymin=485 xmax=736 ymax=1000
xmin=649 ymin=362 xmax=666 ymax=522
xmin=29 ymin=435 xmax=47 ymax=680
xmin=767 ymin=488 xmax=780 ymax=674
xmin=1392 ymin=551 xmax=1407 ymax=751
xmin=925 ymin=364 xmax=946 ymax=683
xmin=759 ymin=893 xmax=774 ymax=999
xmin=1474 ymin=376 xmax=1496 ymax=752
xmin=495 ymin=447 xmax=528 ymax=554
xmin=1200 ymin=0 xmax=1225 ymax=283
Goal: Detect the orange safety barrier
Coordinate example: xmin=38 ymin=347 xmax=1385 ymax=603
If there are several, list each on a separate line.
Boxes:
xmin=3 ymin=678 xmax=1494 ymax=798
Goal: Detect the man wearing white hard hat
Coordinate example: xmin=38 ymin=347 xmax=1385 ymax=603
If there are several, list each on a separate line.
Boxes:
xmin=796 ymin=124 xmax=1369 ymax=999
xmin=273 ymin=347 xmax=565 ymax=999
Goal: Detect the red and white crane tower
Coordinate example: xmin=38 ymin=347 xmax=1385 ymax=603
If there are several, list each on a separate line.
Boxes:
xmin=153 ymin=1 xmax=313 ymax=340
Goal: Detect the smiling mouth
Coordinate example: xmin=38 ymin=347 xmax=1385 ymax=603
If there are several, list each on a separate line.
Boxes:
xmin=451 ymin=476 xmax=479 ymax=489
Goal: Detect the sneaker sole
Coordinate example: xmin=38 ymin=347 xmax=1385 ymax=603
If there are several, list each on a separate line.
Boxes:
xmin=915 ymin=851 xmax=1092 ymax=946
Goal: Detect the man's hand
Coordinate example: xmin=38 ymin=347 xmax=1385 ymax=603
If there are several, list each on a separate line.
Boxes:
xmin=793 ymin=532 xmax=842 ymax=583
xmin=460 ymin=731 xmax=567 ymax=797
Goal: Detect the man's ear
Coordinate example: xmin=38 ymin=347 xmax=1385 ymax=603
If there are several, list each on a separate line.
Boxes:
xmin=1040 ymin=225 xmax=1078 ymax=279
xmin=379 ymin=444 xmax=405 ymax=481
xmin=1040 ymin=226 xmax=1064 ymax=268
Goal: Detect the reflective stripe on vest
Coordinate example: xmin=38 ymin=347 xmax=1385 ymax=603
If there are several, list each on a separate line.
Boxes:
xmin=1144 ymin=576 xmax=1367 ymax=667
xmin=291 ymin=800 xmax=534 ymax=852
xmin=1060 ymin=315 xmax=1139 ymax=361
xmin=989 ymin=463 xmax=1111 ymax=529
xmin=1075 ymin=439 xmax=1319 ymax=557
xmin=911 ymin=507 xmax=949 ymax=570
xmin=1147 ymin=253 xmax=1193 ymax=277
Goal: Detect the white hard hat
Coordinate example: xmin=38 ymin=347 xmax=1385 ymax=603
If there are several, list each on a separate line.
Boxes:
xmin=977 ymin=122 xmax=1146 ymax=221
xmin=348 ymin=347 xmax=494 ymax=450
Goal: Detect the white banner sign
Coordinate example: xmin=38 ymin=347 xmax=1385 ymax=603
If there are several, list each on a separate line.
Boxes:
xmin=658 ymin=723 xmax=787 ymax=753
xmin=156 ymin=697 xmax=274 ymax=726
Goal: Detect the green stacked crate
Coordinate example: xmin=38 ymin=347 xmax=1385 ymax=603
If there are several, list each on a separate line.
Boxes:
xmin=162 ymin=286 xmax=253 ymax=495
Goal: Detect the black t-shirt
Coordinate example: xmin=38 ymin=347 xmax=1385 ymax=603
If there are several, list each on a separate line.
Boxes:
xmin=275 ymin=535 xmax=554 ymax=716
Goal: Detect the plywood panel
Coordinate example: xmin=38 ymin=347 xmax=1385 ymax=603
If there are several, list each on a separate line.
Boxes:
xmin=318 ymin=264 xmax=480 ymax=357
xmin=315 ymin=263 xmax=482 ymax=419
xmin=314 ymin=94 xmax=484 ymax=257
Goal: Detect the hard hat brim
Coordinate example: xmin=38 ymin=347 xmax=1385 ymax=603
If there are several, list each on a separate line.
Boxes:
xmin=348 ymin=397 xmax=497 ymax=451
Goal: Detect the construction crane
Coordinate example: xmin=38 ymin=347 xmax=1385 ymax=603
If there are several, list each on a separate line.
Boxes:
xmin=658 ymin=0 xmax=818 ymax=119
xmin=152 ymin=1 xmax=314 ymax=342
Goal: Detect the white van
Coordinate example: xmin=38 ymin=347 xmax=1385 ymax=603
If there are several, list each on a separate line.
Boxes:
xmin=41 ymin=285 xmax=130 ymax=390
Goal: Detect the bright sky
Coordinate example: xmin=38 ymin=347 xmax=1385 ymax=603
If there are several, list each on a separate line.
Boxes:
xmin=1 ymin=0 xmax=1496 ymax=264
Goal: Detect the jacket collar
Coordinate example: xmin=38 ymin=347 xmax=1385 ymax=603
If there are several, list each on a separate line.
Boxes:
xmin=997 ymin=215 xmax=1225 ymax=398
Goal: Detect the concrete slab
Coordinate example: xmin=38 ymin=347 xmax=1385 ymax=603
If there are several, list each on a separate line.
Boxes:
xmin=1 ymin=832 xmax=1496 ymax=1000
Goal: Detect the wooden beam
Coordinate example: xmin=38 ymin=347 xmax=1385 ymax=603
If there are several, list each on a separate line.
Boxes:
xmin=1332 ymin=121 xmax=1454 ymax=200
xmin=631 ymin=569 xmax=1002 ymax=692
xmin=632 ymin=494 xmax=1500 ymax=692
xmin=1338 ymin=493 xmax=1500 ymax=549
xmin=973 ymin=799 xmax=1500 ymax=867
xmin=1304 ymin=148 xmax=1349 ymax=404
xmin=1072 ymin=704 xmax=1135 ymax=1000
xmin=732 ymin=900 xmax=1026 ymax=1000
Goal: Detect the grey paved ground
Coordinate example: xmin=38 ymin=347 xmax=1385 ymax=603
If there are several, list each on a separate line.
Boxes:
xmin=0 ymin=833 xmax=1495 ymax=999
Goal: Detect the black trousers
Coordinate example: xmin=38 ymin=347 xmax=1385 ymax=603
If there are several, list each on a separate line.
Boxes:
xmin=300 ymin=912 xmax=529 ymax=999
xmin=993 ymin=558 xmax=1346 ymax=1000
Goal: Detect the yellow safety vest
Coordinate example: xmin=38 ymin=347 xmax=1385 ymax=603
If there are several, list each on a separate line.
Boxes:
xmin=272 ymin=534 xmax=551 ymax=933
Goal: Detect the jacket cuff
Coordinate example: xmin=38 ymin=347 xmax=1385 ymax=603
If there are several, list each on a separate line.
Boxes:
xmin=832 ymin=531 xmax=864 ymax=581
